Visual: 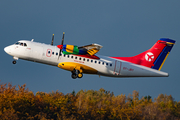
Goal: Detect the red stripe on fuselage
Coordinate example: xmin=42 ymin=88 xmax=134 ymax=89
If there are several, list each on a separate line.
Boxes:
xmin=74 ymin=54 xmax=100 ymax=59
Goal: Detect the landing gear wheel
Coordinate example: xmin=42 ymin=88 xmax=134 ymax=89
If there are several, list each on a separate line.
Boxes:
xmin=71 ymin=73 xmax=78 ymax=79
xmin=71 ymin=69 xmax=83 ymax=79
xmin=78 ymin=73 xmax=83 ymax=78
xmin=12 ymin=60 xmax=16 ymax=64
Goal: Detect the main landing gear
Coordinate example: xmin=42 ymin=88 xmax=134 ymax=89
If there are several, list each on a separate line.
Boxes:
xmin=71 ymin=69 xmax=83 ymax=79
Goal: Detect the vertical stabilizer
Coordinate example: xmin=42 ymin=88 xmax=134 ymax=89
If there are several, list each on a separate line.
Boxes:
xmin=111 ymin=38 xmax=176 ymax=70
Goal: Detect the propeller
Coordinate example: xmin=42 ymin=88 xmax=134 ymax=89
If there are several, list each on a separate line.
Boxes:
xmin=51 ymin=34 xmax=54 ymax=45
xmin=58 ymin=32 xmax=65 ymax=59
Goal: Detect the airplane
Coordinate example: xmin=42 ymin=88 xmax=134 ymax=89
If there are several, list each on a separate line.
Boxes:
xmin=4 ymin=32 xmax=176 ymax=79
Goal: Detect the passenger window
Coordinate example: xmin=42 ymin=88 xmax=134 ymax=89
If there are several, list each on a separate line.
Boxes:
xmin=56 ymin=53 xmax=58 ymax=55
xmin=52 ymin=52 xmax=54 ymax=55
xmin=99 ymin=61 xmax=101 ymax=64
xmin=20 ymin=43 xmax=23 ymax=46
xmin=83 ymin=58 xmax=85 ymax=61
xmin=102 ymin=62 xmax=104 ymax=65
xmin=110 ymin=64 xmax=112 ymax=66
xmin=95 ymin=61 xmax=97 ymax=63
xmin=71 ymin=56 xmax=73 ymax=59
xmin=64 ymin=54 xmax=66 ymax=57
xmin=67 ymin=55 xmax=69 ymax=58
xmin=48 ymin=51 xmax=51 ymax=54
xmin=87 ymin=59 xmax=89 ymax=62
xmin=91 ymin=60 xmax=93 ymax=63
xmin=106 ymin=63 xmax=108 ymax=66
xmin=75 ymin=57 xmax=77 ymax=59
xmin=79 ymin=58 xmax=81 ymax=60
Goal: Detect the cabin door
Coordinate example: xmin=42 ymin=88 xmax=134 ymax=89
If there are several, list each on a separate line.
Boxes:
xmin=114 ymin=60 xmax=122 ymax=75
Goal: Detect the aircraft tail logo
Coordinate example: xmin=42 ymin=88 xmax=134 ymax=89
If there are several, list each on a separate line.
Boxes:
xmin=145 ymin=52 xmax=154 ymax=62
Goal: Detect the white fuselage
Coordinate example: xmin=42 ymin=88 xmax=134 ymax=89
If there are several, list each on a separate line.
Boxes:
xmin=4 ymin=40 xmax=168 ymax=78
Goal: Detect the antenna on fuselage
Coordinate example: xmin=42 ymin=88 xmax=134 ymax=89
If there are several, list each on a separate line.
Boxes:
xmin=31 ymin=39 xmax=34 ymax=42
xmin=51 ymin=34 xmax=54 ymax=45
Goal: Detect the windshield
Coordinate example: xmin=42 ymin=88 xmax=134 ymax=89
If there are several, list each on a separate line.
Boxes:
xmin=14 ymin=42 xmax=27 ymax=47
xmin=15 ymin=42 xmax=20 ymax=45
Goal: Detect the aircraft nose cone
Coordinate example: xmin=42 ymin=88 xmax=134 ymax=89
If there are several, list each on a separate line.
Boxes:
xmin=4 ymin=47 xmax=8 ymax=53
xmin=4 ymin=46 xmax=10 ymax=54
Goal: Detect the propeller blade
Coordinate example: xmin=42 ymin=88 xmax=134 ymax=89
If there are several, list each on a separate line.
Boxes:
xmin=58 ymin=32 xmax=65 ymax=59
xmin=61 ymin=32 xmax=65 ymax=45
xmin=51 ymin=34 xmax=54 ymax=45
xmin=59 ymin=49 xmax=63 ymax=57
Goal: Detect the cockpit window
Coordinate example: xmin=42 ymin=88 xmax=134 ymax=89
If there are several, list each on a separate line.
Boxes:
xmin=15 ymin=42 xmax=20 ymax=45
xmin=14 ymin=42 xmax=27 ymax=47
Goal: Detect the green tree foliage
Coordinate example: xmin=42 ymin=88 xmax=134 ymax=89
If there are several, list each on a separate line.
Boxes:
xmin=0 ymin=82 xmax=180 ymax=120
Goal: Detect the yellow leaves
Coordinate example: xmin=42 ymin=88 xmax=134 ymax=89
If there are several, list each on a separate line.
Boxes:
xmin=0 ymin=83 xmax=180 ymax=119
xmin=0 ymin=107 xmax=18 ymax=120
xmin=57 ymin=96 xmax=68 ymax=104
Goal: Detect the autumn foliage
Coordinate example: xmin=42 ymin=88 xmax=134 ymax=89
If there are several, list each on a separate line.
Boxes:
xmin=0 ymin=83 xmax=180 ymax=120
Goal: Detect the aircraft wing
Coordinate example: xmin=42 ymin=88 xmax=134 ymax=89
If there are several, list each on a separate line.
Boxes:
xmin=78 ymin=43 xmax=103 ymax=55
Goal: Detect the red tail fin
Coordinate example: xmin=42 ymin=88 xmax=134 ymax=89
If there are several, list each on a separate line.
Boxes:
xmin=111 ymin=38 xmax=175 ymax=70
